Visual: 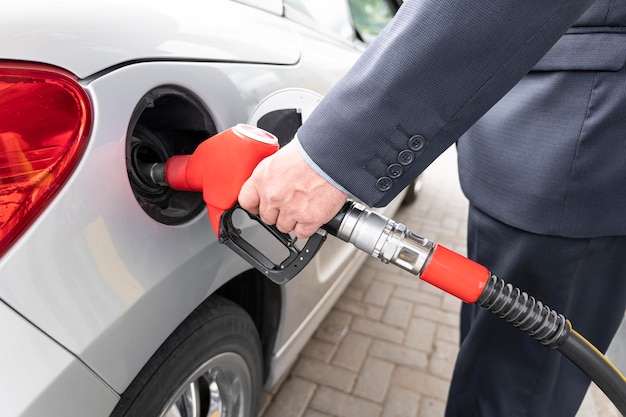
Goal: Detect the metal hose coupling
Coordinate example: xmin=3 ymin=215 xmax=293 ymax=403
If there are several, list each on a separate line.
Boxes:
xmin=477 ymin=275 xmax=571 ymax=348
xmin=325 ymin=201 xmax=435 ymax=276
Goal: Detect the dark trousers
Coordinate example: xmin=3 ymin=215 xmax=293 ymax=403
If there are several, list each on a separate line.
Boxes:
xmin=445 ymin=205 xmax=626 ymax=417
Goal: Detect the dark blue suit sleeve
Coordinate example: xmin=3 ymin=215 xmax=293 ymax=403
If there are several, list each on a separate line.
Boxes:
xmin=296 ymin=0 xmax=594 ymax=207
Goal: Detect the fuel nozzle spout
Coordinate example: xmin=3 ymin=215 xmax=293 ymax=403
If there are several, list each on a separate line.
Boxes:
xmin=137 ymin=161 xmax=167 ymax=187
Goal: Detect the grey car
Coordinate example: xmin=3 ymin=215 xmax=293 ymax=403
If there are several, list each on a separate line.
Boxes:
xmin=0 ymin=1 xmax=411 ymax=416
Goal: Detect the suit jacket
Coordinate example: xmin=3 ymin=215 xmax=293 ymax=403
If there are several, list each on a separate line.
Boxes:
xmin=297 ymin=0 xmax=626 ymax=238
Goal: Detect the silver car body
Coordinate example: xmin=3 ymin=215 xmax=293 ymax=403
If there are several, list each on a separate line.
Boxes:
xmin=0 ymin=1 xmax=403 ymax=416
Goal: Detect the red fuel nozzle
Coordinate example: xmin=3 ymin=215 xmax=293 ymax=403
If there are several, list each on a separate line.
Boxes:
xmin=151 ymin=124 xmax=279 ymax=236
xmin=147 ymin=124 xmax=328 ymax=285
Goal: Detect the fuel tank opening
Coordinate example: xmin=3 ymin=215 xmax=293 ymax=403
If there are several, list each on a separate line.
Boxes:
xmin=126 ymin=86 xmax=216 ymax=225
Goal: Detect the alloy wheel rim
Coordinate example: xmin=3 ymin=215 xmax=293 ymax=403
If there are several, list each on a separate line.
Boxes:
xmin=159 ymin=352 xmax=252 ymax=417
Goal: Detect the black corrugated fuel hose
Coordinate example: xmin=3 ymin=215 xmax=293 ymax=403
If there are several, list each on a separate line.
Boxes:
xmin=478 ymin=275 xmax=626 ymax=414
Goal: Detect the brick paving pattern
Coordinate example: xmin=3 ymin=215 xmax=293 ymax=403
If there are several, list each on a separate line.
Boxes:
xmin=260 ymin=149 xmax=621 ymax=417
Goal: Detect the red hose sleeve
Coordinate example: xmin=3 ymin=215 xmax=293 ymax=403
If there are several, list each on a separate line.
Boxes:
xmin=420 ymin=244 xmax=490 ymax=303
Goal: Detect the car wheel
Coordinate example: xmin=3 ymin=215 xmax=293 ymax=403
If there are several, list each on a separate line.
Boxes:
xmin=111 ymin=296 xmax=263 ymax=417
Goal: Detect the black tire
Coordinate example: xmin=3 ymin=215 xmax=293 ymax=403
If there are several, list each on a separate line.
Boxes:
xmin=111 ymin=296 xmax=263 ymax=417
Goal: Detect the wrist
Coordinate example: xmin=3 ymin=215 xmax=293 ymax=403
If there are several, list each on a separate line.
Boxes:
xmin=293 ymin=135 xmax=352 ymax=197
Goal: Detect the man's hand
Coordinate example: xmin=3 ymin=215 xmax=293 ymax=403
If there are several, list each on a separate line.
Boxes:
xmin=238 ymin=141 xmax=348 ymax=239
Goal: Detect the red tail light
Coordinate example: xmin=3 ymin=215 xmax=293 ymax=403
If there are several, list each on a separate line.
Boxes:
xmin=0 ymin=62 xmax=92 ymax=256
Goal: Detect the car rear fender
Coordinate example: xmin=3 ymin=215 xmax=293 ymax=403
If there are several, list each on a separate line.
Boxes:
xmin=0 ymin=301 xmax=118 ymax=417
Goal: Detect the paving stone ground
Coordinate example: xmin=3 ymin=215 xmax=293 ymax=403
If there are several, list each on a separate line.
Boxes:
xmin=259 ymin=148 xmax=622 ymax=417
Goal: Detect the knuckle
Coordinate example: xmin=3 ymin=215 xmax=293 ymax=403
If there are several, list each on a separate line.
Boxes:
xmin=294 ymin=224 xmax=315 ymax=239
xmin=259 ymin=210 xmax=278 ymax=226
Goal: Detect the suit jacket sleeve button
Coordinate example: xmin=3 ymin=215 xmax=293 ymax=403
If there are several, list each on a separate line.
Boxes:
xmin=408 ymin=135 xmax=425 ymax=151
xmin=376 ymin=177 xmax=393 ymax=191
xmin=398 ymin=150 xmax=414 ymax=165
xmin=387 ymin=163 xmax=403 ymax=178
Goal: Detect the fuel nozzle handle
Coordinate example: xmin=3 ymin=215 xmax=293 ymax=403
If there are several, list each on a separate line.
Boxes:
xmin=324 ymin=200 xmax=489 ymax=303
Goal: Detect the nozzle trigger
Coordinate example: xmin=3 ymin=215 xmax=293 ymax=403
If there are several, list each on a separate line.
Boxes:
xmin=219 ymin=204 xmax=327 ymax=285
